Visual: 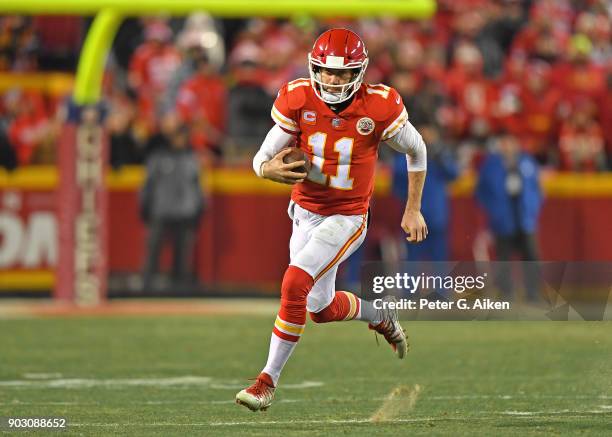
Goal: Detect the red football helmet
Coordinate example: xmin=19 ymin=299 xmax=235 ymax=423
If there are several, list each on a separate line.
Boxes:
xmin=308 ymin=28 xmax=369 ymax=104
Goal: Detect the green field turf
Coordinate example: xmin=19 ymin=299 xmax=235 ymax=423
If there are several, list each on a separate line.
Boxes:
xmin=0 ymin=313 xmax=611 ymax=436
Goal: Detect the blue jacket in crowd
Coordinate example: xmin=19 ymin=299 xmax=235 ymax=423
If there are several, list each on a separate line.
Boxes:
xmin=475 ymin=152 xmax=542 ymax=236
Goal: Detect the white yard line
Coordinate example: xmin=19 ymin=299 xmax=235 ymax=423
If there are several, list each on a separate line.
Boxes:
xmin=0 ymin=376 xmax=213 ymax=388
xmin=0 ymin=401 xmax=95 ymax=406
xmin=22 ymin=373 xmax=64 ymax=379
xmin=427 ymin=394 xmax=612 ymax=400
xmin=504 ymin=410 xmax=611 ymax=416
xmin=68 ymin=418 xmax=466 ymax=427
xmin=0 ymin=376 xmax=322 ymax=390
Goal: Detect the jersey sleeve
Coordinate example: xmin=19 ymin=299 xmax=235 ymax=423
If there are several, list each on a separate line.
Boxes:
xmin=380 ymin=88 xmax=409 ymax=141
xmin=271 ymin=83 xmax=300 ymax=133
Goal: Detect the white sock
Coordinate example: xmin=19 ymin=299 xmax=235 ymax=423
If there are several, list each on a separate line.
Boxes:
xmin=355 ymin=298 xmax=383 ymax=325
xmin=262 ymin=333 xmax=298 ymax=386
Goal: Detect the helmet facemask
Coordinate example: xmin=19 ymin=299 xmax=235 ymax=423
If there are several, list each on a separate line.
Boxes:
xmin=308 ymin=54 xmax=368 ymax=104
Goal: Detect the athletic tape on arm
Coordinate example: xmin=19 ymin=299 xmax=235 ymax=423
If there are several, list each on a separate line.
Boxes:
xmin=383 ymin=120 xmax=427 ymax=172
xmin=252 ymin=124 xmax=296 ymax=177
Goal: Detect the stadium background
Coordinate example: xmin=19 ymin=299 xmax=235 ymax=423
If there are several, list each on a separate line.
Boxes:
xmin=0 ymin=2 xmax=611 ymax=435
xmin=1 ymin=0 xmax=611 ymax=298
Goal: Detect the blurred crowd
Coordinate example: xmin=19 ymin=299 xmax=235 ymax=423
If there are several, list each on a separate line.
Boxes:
xmin=0 ymin=0 xmax=611 ymax=171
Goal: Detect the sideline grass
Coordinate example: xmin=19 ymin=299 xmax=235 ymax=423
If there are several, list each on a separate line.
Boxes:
xmin=1 ymin=314 xmax=610 ymax=436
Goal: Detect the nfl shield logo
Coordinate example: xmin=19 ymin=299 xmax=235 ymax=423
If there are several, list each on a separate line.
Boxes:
xmin=332 ymin=118 xmax=345 ymax=130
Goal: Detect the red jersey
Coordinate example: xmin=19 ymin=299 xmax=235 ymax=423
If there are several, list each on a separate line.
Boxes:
xmin=559 ymin=120 xmax=605 ymax=172
xmin=517 ymin=86 xmax=562 ymax=155
xmin=176 ymin=73 xmax=227 ymax=150
xmin=128 ymin=43 xmax=181 ymax=93
xmin=272 ymin=78 xmax=407 ymax=216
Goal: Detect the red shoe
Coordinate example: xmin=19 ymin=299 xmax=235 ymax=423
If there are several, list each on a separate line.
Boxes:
xmin=235 ymin=372 xmax=275 ymax=411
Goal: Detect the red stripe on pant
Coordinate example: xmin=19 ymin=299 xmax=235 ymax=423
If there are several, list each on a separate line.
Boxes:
xmin=274 ymin=265 xmax=314 ymax=342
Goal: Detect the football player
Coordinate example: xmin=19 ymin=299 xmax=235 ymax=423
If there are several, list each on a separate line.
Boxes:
xmin=236 ymin=28 xmax=428 ymax=411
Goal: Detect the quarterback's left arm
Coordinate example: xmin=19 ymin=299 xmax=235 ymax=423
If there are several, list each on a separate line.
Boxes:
xmin=383 ymin=119 xmax=428 ymax=243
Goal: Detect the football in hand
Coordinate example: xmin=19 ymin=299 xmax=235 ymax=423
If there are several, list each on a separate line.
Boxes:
xmin=283 ymin=147 xmax=311 ymax=175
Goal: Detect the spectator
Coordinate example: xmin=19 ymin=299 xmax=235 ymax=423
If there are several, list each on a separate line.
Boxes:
xmin=225 ymin=57 xmax=275 ymax=160
xmin=181 ymin=13 xmax=226 ymax=70
xmin=112 ymin=19 xmax=145 ymax=71
xmin=32 ymin=16 xmax=82 ymax=71
xmin=575 ymin=12 xmax=611 ymax=66
xmin=515 ymin=61 xmax=562 ymax=163
xmin=511 ymin=8 xmax=569 ymax=62
xmin=5 ymin=89 xmax=51 ymax=165
xmin=0 ymin=16 xmax=39 ymax=72
xmin=421 ymin=42 xmax=448 ymax=82
xmin=108 ymin=105 xmax=142 ymax=169
xmin=591 ymin=15 xmax=611 ymax=65
xmin=389 ymin=39 xmax=425 ymax=106
xmin=476 ymin=130 xmax=542 ymax=262
xmin=483 ymin=0 xmax=525 ymax=54
xmin=558 ymin=99 xmax=606 ymax=172
xmin=0 ymin=129 xmax=17 ymax=170
xmin=128 ymin=20 xmax=181 ymax=133
xmin=552 ymin=34 xmax=606 ymax=105
xmin=359 ymin=22 xmax=397 ymax=85
xmin=388 ymin=68 xmax=421 ymax=114
xmin=260 ymin=22 xmax=304 ymax=91
xmin=598 ymin=69 xmax=612 ymax=166
xmin=399 ymin=74 xmax=451 ymax=129
xmin=476 ymin=130 xmax=543 ymax=300
xmin=176 ymin=52 xmax=226 ymax=156
xmin=445 ymin=42 xmax=496 ymax=140
xmin=161 ymin=13 xmax=225 ymax=115
xmin=494 ymin=53 xmax=527 ymax=135
xmin=449 ymin=10 xmax=504 ymax=78
xmin=140 ymin=113 xmax=205 ymax=291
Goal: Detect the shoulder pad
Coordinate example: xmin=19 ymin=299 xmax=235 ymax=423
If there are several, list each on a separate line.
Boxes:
xmin=284 ymin=79 xmax=310 ymax=111
xmin=364 ymin=84 xmax=402 ymax=122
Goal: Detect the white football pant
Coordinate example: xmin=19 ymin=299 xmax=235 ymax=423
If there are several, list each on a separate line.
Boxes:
xmin=287 ymin=201 xmax=368 ymax=313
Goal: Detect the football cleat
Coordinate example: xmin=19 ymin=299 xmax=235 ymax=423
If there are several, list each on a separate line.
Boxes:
xmin=369 ymin=296 xmax=408 ymax=359
xmin=235 ymin=372 xmax=275 ymax=411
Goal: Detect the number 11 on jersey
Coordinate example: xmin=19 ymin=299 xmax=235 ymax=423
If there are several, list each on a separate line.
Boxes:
xmin=307 ymin=132 xmax=354 ymax=190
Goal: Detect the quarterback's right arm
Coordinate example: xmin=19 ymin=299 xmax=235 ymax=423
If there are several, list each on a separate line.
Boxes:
xmin=253 ymin=82 xmax=308 ymax=185
xmin=252 ymin=125 xmax=307 ymax=184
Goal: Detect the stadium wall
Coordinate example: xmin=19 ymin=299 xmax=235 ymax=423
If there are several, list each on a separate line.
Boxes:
xmin=1 ymin=166 xmax=612 ymax=292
